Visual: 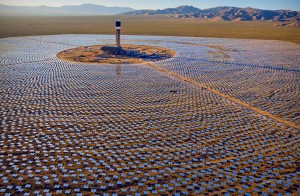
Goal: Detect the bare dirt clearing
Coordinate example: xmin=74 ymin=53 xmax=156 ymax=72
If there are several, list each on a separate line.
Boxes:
xmin=57 ymin=44 xmax=175 ymax=64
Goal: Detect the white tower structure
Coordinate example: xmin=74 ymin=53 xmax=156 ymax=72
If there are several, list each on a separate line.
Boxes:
xmin=116 ymin=20 xmax=121 ymax=47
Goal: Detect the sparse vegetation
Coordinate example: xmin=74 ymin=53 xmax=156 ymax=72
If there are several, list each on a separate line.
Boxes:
xmin=0 ymin=15 xmax=300 ymax=44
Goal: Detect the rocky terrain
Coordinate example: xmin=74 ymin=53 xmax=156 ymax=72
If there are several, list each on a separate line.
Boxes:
xmin=124 ymin=5 xmax=300 ymax=22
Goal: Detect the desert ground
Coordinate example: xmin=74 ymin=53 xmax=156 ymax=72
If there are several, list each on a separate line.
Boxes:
xmin=0 ymin=34 xmax=299 ymax=195
xmin=57 ymin=44 xmax=176 ymax=64
xmin=0 ymin=15 xmax=300 ymax=44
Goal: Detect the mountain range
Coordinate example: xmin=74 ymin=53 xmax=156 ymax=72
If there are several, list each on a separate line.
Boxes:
xmin=1 ymin=4 xmax=299 ymax=23
xmin=124 ymin=5 xmax=300 ymax=22
xmin=0 ymin=4 xmax=135 ymax=16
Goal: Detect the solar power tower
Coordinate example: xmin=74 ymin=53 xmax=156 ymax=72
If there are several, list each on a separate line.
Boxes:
xmin=116 ymin=20 xmax=121 ymax=47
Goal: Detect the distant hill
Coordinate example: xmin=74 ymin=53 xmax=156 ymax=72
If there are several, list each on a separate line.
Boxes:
xmin=0 ymin=4 xmax=135 ymax=16
xmin=126 ymin=5 xmax=201 ymax=15
xmin=124 ymin=5 xmax=300 ymax=22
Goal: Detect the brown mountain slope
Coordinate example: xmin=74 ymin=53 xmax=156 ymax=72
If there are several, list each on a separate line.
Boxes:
xmin=124 ymin=5 xmax=300 ymax=22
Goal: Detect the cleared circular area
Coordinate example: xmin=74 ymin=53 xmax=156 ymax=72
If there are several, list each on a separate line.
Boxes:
xmin=57 ymin=44 xmax=176 ymax=64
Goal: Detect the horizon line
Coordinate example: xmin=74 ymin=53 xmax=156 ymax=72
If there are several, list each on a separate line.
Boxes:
xmin=0 ymin=3 xmax=299 ymax=11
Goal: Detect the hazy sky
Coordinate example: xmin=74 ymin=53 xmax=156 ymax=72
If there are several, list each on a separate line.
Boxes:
xmin=0 ymin=0 xmax=299 ymax=10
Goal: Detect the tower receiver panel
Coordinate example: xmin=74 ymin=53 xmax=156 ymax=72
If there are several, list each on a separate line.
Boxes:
xmin=116 ymin=20 xmax=121 ymax=29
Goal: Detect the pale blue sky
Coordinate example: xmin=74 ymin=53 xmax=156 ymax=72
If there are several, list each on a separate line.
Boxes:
xmin=0 ymin=0 xmax=299 ymax=10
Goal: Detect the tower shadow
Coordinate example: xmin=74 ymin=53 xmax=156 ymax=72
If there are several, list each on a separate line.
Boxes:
xmin=116 ymin=64 xmax=121 ymax=81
